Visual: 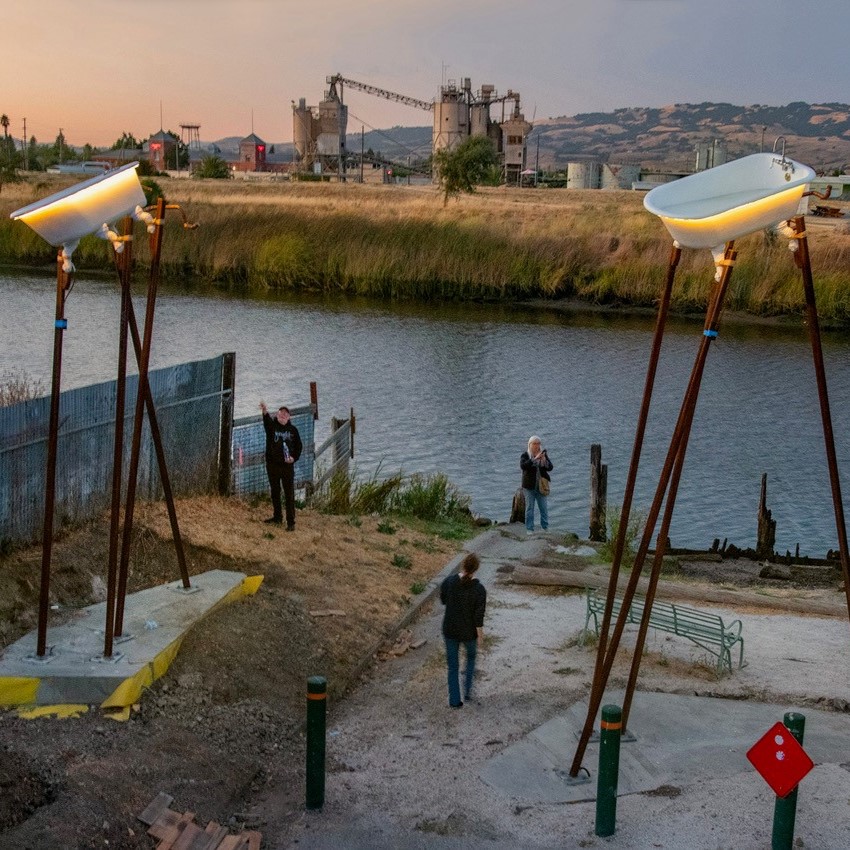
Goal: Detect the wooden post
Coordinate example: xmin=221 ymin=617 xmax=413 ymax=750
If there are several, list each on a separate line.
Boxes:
xmin=217 ymin=352 xmax=236 ymax=497
xmin=756 ymin=472 xmax=776 ymax=561
xmin=590 ymin=444 xmax=608 ymax=542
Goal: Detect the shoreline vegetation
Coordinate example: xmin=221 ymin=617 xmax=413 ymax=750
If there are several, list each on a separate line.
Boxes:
xmin=2 ymin=177 xmax=850 ymax=322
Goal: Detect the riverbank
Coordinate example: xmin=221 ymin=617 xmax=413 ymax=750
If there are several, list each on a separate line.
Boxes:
xmin=2 ymin=177 xmax=850 ymax=322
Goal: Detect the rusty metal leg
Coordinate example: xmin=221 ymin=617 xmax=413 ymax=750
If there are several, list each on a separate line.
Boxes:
xmin=103 ymin=218 xmax=133 ymax=657
xmin=125 ymin=299 xmax=190 ymax=588
xmin=791 ymin=216 xmax=850 ymax=624
xmin=574 ymin=244 xmax=679 ymax=757
xmin=570 ymin=244 xmax=736 ymax=776
xmin=114 ymin=199 xmax=169 ymax=637
xmin=36 ymin=254 xmax=72 ymax=657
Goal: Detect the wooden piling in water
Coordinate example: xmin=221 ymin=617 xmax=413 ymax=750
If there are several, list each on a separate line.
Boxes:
xmin=590 ymin=444 xmax=607 ymax=542
xmin=756 ymin=473 xmax=776 ymax=560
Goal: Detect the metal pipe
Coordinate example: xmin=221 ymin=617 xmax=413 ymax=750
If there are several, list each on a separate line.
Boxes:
xmin=792 ymin=216 xmax=850 ymax=624
xmin=36 ymin=253 xmax=72 ymax=657
xmin=576 ymin=244 xmax=679 ymax=755
xmin=570 ymin=244 xmax=735 ymax=777
xmin=114 ymin=198 xmax=169 ymax=637
xmin=103 ymin=217 xmax=133 ymax=657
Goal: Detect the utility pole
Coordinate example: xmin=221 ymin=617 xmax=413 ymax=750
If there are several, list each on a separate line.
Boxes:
xmin=22 ymin=117 xmax=28 ymax=170
xmin=535 ymin=132 xmax=540 ymax=187
xmin=761 ymin=125 xmax=766 ymax=153
xmin=58 ymin=128 xmax=64 ymax=163
xmin=360 ymin=126 xmax=364 ymax=184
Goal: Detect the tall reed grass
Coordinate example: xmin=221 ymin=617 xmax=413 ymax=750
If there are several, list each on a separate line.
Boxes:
xmin=2 ymin=177 xmax=849 ymax=320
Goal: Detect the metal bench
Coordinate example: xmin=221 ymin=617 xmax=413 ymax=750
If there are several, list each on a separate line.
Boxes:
xmin=583 ymin=587 xmax=744 ymax=674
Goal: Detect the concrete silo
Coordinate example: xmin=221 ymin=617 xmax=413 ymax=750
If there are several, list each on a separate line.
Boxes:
xmin=433 ymin=80 xmax=470 ymax=155
xmin=567 ymin=161 xmax=601 ymax=189
xmin=292 ymin=98 xmax=314 ymax=165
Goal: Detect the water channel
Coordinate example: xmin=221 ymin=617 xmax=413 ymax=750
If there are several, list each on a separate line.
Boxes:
xmin=2 ymin=270 xmax=849 ymax=555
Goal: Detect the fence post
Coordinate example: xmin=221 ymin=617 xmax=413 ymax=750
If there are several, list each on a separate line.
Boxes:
xmin=590 ymin=444 xmax=608 ymax=542
xmin=218 ymin=352 xmax=236 ymax=497
xmin=595 ymin=703 xmax=622 ymax=837
xmin=306 ymin=675 xmax=327 ymax=810
xmin=772 ymin=712 xmax=806 ymax=850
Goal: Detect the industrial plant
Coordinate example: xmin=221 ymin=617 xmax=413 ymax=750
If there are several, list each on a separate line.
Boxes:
xmin=292 ymin=74 xmax=533 ymax=183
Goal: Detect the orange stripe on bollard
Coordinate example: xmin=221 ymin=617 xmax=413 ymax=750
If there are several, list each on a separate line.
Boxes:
xmin=307 ymin=692 xmax=326 ymax=700
xmin=600 ymin=720 xmax=622 ymax=730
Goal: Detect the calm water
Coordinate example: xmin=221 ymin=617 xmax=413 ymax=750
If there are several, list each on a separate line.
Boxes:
xmin=2 ymin=270 xmax=850 ymax=555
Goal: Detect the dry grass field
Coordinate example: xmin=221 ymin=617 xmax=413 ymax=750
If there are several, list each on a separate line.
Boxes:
xmin=2 ymin=176 xmax=850 ymax=319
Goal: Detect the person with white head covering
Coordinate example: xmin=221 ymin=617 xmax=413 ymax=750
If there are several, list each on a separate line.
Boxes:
xmin=520 ymin=435 xmax=553 ymax=533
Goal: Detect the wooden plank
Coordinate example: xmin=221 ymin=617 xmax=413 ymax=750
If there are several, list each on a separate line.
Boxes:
xmin=172 ymin=822 xmax=204 ymax=850
xmin=215 ymin=836 xmax=245 ymax=850
xmin=138 ymin=792 xmax=175 ymax=826
xmin=193 ymin=823 xmax=229 ymax=850
xmin=245 ymin=831 xmax=262 ymax=850
xmin=157 ymin=811 xmax=196 ymax=850
xmin=148 ymin=809 xmax=181 ymax=840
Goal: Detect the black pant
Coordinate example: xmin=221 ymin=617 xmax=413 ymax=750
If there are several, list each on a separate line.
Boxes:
xmin=267 ymin=463 xmax=295 ymax=527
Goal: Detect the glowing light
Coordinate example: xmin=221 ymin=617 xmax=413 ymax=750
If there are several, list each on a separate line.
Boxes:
xmin=10 ymin=163 xmax=146 ymax=249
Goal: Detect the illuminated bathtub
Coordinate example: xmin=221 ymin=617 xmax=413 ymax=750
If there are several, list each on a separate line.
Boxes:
xmin=643 ymin=153 xmax=815 ymax=258
xmin=10 ymin=162 xmax=146 ymax=248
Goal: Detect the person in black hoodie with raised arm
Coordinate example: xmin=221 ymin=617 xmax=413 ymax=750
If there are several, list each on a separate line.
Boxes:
xmin=259 ymin=401 xmax=303 ymax=530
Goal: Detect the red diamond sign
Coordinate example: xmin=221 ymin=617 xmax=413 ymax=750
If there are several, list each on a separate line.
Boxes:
xmin=747 ymin=721 xmax=814 ymax=798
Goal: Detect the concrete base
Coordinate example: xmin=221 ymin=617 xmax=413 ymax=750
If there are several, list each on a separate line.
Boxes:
xmin=0 ymin=570 xmax=260 ymax=709
xmin=480 ymin=690 xmax=850 ymax=803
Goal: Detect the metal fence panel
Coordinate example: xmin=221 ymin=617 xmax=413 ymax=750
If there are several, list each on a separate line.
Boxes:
xmin=231 ymin=407 xmax=315 ymax=496
xmin=0 ymin=355 xmax=228 ymax=545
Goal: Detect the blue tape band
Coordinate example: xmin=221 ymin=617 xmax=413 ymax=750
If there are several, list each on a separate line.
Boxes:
xmin=55 ymin=319 xmax=68 ymax=329
xmin=703 ymin=329 xmax=718 ymax=338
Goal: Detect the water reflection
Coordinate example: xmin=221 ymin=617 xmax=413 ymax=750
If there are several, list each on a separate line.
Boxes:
xmin=2 ymin=270 xmax=849 ymax=555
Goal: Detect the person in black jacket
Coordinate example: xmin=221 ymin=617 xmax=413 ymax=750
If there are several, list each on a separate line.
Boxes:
xmin=259 ymin=401 xmax=303 ymax=530
xmin=520 ymin=435 xmax=553 ymax=533
xmin=440 ymin=552 xmax=487 ymax=708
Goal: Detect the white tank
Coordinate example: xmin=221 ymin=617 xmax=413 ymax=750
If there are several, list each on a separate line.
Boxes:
xmin=567 ymin=161 xmax=601 ymax=189
xmin=601 ymin=164 xmax=641 ymax=190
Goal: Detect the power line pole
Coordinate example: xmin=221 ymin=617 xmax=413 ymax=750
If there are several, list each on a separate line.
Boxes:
xmin=22 ymin=118 xmax=28 ymax=170
xmin=360 ymin=126 xmax=364 ymax=184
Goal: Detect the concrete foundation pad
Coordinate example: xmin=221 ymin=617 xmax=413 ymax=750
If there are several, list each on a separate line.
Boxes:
xmin=0 ymin=570 xmax=260 ymax=708
xmin=480 ymin=690 xmax=850 ymax=803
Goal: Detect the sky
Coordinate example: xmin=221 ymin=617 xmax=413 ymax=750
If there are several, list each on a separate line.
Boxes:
xmin=5 ymin=0 xmax=850 ymax=148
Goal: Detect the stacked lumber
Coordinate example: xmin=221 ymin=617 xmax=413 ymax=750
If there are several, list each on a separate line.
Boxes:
xmin=138 ymin=792 xmax=261 ymax=850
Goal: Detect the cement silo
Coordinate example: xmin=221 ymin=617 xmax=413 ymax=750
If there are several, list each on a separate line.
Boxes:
xmin=567 ymin=161 xmax=601 ymax=189
xmin=292 ymin=98 xmax=314 ymax=164
xmin=433 ymin=81 xmax=470 ymax=155
xmin=601 ymin=163 xmax=641 ymax=190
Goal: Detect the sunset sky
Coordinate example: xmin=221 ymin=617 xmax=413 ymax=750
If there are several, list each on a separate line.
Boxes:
xmin=5 ymin=0 xmax=849 ymax=148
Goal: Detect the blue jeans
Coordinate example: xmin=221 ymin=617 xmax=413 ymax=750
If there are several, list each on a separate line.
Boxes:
xmin=444 ymin=637 xmax=477 ymax=706
xmin=524 ymin=487 xmax=549 ymax=531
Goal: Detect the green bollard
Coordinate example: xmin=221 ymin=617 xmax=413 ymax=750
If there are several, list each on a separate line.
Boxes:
xmin=306 ymin=675 xmax=327 ymax=810
xmin=595 ymin=704 xmax=622 ymax=837
xmin=772 ymin=712 xmax=806 ymax=850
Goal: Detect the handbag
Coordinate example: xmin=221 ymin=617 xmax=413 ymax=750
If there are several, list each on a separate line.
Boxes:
xmin=537 ymin=470 xmax=550 ymax=496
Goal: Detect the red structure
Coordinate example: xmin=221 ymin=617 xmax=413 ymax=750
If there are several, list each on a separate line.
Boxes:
xmin=235 ymin=133 xmax=267 ymax=172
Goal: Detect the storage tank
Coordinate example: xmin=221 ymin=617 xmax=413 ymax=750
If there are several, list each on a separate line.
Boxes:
xmin=292 ymin=98 xmax=313 ymax=163
xmin=470 ymin=103 xmax=490 ymax=138
xmin=601 ymin=163 xmax=641 ymax=190
xmin=567 ymin=161 xmax=601 ymax=189
xmin=432 ymin=84 xmax=469 ymax=155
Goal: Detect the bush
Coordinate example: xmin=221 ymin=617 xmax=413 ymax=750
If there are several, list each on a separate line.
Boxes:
xmin=598 ymin=506 xmax=646 ymax=569
xmin=0 ymin=370 xmax=44 ymax=407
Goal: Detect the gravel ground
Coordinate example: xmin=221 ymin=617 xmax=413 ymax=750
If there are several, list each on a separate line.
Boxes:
xmin=264 ymin=529 xmax=850 ymax=850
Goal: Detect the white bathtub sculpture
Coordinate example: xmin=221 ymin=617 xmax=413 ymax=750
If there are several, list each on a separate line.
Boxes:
xmin=10 ymin=162 xmax=150 ymax=272
xmin=644 ymin=152 xmax=815 ymax=276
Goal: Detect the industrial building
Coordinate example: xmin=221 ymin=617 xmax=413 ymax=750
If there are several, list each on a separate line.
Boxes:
xmin=292 ymin=74 xmax=533 ymax=184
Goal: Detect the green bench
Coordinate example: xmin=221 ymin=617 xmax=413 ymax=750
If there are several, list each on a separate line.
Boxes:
xmin=583 ymin=587 xmax=745 ymax=675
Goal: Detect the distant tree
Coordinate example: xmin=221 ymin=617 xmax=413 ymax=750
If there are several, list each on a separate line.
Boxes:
xmin=269 ymin=143 xmax=275 ymax=154
xmin=433 ymin=136 xmax=498 ymax=205
xmin=164 ymin=130 xmax=189 ymax=169
xmin=195 ymin=154 xmax=230 ymax=179
xmin=111 ymin=132 xmax=140 ymax=151
xmin=81 ymin=143 xmax=97 ymax=161
xmin=0 ymin=113 xmax=20 ymax=192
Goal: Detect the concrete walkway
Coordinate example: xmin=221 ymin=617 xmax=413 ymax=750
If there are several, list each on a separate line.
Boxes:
xmin=270 ymin=525 xmax=850 ymax=849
